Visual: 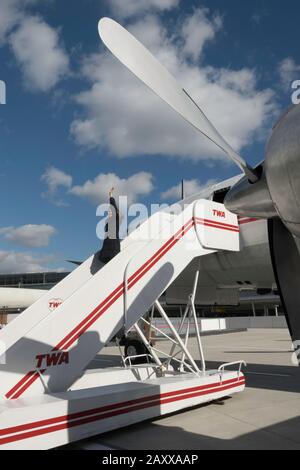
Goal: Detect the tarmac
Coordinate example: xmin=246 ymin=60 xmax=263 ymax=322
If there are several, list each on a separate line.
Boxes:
xmin=65 ymin=328 xmax=300 ymax=450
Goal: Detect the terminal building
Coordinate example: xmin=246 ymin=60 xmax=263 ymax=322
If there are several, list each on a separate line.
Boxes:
xmin=0 ymin=271 xmax=283 ymax=326
xmin=0 ymin=272 xmax=69 ymax=290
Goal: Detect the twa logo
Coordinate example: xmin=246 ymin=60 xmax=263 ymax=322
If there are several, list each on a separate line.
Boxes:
xmin=36 ymin=351 xmax=69 ymax=369
xmin=49 ymin=298 xmax=63 ymax=311
xmin=213 ymin=209 xmax=225 ymax=218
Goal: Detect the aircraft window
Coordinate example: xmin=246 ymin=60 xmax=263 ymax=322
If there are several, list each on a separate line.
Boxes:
xmin=213 ymin=187 xmax=231 ymax=203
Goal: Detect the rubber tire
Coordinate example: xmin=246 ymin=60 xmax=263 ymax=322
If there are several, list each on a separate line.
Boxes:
xmin=124 ymin=339 xmax=148 ymax=364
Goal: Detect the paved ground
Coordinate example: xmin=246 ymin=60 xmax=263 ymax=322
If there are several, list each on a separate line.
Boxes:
xmin=66 ymin=329 xmax=300 ymax=450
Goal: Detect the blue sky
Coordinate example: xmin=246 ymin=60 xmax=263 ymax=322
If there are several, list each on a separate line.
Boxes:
xmin=0 ymin=0 xmax=299 ymax=273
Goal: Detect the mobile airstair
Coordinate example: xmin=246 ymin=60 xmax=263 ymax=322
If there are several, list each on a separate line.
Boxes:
xmin=0 ymin=200 xmax=245 ymax=449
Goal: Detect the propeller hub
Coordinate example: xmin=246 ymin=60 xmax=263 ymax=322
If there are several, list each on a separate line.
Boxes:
xmin=224 ymin=164 xmax=277 ymax=218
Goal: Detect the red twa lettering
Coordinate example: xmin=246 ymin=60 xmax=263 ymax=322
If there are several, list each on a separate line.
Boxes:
xmin=213 ymin=209 xmax=225 ymax=218
xmin=36 ymin=354 xmax=46 ymax=368
xmin=48 ymin=298 xmax=63 ymax=311
xmin=58 ymin=352 xmax=69 ymax=365
xmin=50 ymin=301 xmax=60 ymax=309
xmin=46 ymin=352 xmax=61 ymax=367
xmin=35 ymin=351 xmax=69 ymax=369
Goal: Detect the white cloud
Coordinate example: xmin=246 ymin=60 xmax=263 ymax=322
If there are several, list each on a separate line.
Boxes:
xmin=42 ymin=166 xmax=72 ymax=193
xmin=9 ymin=15 xmax=70 ymax=92
xmin=0 ymin=2 xmax=69 ymax=93
xmin=0 ymin=0 xmax=21 ymax=44
xmin=107 ymin=0 xmax=179 ymax=19
xmin=41 ymin=166 xmax=72 ymax=206
xmin=0 ymin=0 xmax=36 ymax=44
xmin=0 ymin=224 xmax=57 ymax=248
xmin=127 ymin=14 xmax=169 ymax=52
xmin=161 ymin=179 xmax=217 ymax=201
xmin=71 ymin=11 xmax=276 ymax=164
xmin=0 ymin=251 xmax=55 ymax=274
xmin=70 ymin=172 xmax=154 ymax=205
xmin=278 ymin=58 xmax=300 ymax=89
xmin=181 ymin=8 xmax=222 ymax=61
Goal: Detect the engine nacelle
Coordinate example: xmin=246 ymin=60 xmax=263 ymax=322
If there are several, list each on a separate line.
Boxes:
xmin=265 ymin=105 xmax=300 ymax=237
xmin=224 ymin=105 xmax=300 ymax=236
xmin=224 ymin=165 xmax=277 ymax=219
xmin=265 ymin=105 xmax=300 ymax=238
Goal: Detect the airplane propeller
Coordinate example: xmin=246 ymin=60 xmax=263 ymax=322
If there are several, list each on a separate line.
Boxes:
xmin=98 ymin=17 xmax=300 ymax=359
xmin=98 ymin=18 xmax=259 ymax=183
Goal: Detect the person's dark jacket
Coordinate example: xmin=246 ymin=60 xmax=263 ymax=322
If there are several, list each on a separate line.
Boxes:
xmin=98 ymin=197 xmax=121 ymax=264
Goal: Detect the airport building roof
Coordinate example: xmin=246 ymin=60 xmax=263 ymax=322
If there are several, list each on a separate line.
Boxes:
xmin=0 ymin=272 xmax=70 ymax=289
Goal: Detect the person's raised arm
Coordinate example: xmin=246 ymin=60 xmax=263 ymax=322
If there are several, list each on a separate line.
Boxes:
xmin=109 ymin=187 xmax=119 ymax=214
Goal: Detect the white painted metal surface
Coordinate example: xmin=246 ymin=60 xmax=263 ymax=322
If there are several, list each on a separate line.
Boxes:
xmin=0 ymin=200 xmax=238 ymax=400
xmin=0 ymin=368 xmax=245 ymax=450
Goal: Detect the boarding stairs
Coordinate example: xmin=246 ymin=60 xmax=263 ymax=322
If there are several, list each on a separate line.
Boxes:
xmin=0 ymin=200 xmax=245 ymax=449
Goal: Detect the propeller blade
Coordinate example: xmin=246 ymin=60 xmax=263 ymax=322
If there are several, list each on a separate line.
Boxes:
xmin=99 ymin=17 xmax=258 ymax=181
xmin=268 ymin=217 xmax=300 ymax=364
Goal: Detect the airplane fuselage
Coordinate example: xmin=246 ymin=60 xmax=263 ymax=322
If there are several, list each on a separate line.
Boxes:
xmin=166 ymin=176 xmax=275 ymax=305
